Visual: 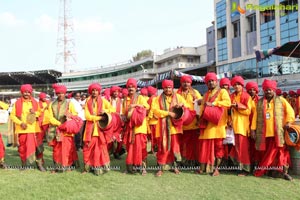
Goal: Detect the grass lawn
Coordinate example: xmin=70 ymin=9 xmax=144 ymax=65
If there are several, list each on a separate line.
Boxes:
xmin=0 ymin=124 xmax=300 ymax=200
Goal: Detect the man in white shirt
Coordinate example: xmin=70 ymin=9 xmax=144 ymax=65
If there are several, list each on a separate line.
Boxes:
xmin=71 ymin=91 xmax=86 ymax=151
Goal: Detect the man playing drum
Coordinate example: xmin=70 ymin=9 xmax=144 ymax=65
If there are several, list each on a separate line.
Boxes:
xmin=196 ymin=72 xmax=231 ymax=176
xmin=151 ymin=79 xmax=188 ymax=176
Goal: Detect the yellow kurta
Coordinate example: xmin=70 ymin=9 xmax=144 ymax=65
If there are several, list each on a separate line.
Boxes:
xmin=199 ymin=88 xmax=231 ymax=139
xmin=41 ymin=101 xmax=50 ymax=125
xmin=48 ymin=101 xmax=78 ymax=137
xmin=151 ymin=93 xmax=188 ymax=137
xmin=231 ymin=92 xmax=252 ymax=136
xmin=177 ymin=88 xmax=202 ymax=130
xmin=123 ymin=95 xmax=149 ymax=134
xmin=85 ymin=97 xmax=116 ymax=137
xmin=148 ymin=98 xmax=158 ymax=126
xmin=251 ymin=97 xmax=295 ymax=137
xmin=10 ymin=99 xmax=41 ymax=134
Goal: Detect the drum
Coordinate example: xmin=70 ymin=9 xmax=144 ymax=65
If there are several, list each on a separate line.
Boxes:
xmin=202 ymin=105 xmax=224 ymax=125
xmin=285 ymin=125 xmax=300 ymax=147
xmin=171 ymin=106 xmax=184 ymax=120
xmin=287 ymin=121 xmax=300 ymax=175
xmin=171 ymin=106 xmax=195 ymax=126
xmin=26 ymin=113 xmax=36 ymax=124
xmin=98 ymin=113 xmax=112 ymax=129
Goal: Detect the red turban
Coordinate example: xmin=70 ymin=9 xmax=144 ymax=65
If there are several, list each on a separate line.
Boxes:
xmin=54 ymin=85 xmax=67 ymax=94
xmin=122 ymin=88 xmax=128 ymax=96
xmin=162 ymin=80 xmax=174 ymax=89
xmin=110 ymin=86 xmax=120 ymax=96
xmin=52 ymin=83 xmax=59 ymax=90
xmin=204 ymin=72 xmax=217 ymax=84
xmin=103 ymin=88 xmax=110 ymax=96
xmin=276 ymin=89 xmax=282 ymax=96
xmin=20 ymin=84 xmax=33 ymax=93
xmin=289 ymin=90 xmax=296 ymax=96
xmin=147 ymin=86 xmax=157 ymax=96
xmin=219 ymin=78 xmax=231 ymax=87
xmin=231 ymin=76 xmax=244 ymax=87
xmin=297 ymin=89 xmax=300 ymax=95
xmin=262 ymin=79 xmax=277 ymax=91
xmin=126 ymin=78 xmax=137 ymax=88
xmin=39 ymin=92 xmax=47 ymax=99
xmin=245 ymin=81 xmax=259 ymax=93
xmin=283 ymin=92 xmax=288 ymax=97
xmin=140 ymin=87 xmax=148 ymax=96
xmin=180 ymin=75 xmax=192 ymax=84
xmin=88 ymin=83 xmax=102 ymax=95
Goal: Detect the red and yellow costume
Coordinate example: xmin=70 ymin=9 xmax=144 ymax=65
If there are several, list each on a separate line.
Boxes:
xmin=48 ymin=85 xmax=78 ymax=169
xmin=147 ymin=86 xmax=158 ymax=152
xmin=252 ymin=80 xmax=295 ymax=177
xmin=10 ymin=84 xmax=41 ymax=165
xmin=198 ymin=73 xmax=231 ymax=173
xmin=229 ymin=76 xmax=252 ymax=173
xmin=83 ymin=83 xmax=116 ymax=173
xmin=122 ymin=78 xmax=149 ymax=171
xmin=152 ymin=80 xmax=188 ymax=168
xmin=177 ymin=75 xmax=202 ymax=163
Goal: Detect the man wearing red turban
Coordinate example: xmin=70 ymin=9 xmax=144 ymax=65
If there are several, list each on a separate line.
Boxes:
xmin=140 ymin=87 xmax=149 ymax=100
xmin=10 ymin=84 xmax=45 ymax=171
xmin=36 ymin=92 xmax=50 ymax=167
xmin=108 ymin=85 xmax=125 ymax=159
xmin=197 ymin=72 xmax=231 ymax=176
xmin=0 ymin=100 xmax=9 ymax=168
xmin=276 ymin=89 xmax=282 ymax=96
xmin=230 ymin=76 xmax=252 ymax=176
xmin=121 ymin=88 xmax=129 ymax=99
xmin=219 ymin=78 xmax=232 ymax=164
xmin=245 ymin=81 xmax=262 ymax=171
xmin=82 ymin=83 xmax=116 ymax=175
xmin=252 ymin=79 xmax=295 ymax=180
xmin=123 ymin=78 xmax=149 ymax=175
xmin=151 ymin=79 xmax=188 ymax=176
xmin=219 ymin=78 xmax=231 ymax=92
xmin=177 ymin=75 xmax=202 ymax=166
xmin=146 ymin=86 xmax=158 ymax=154
xmin=48 ymin=84 xmax=79 ymax=172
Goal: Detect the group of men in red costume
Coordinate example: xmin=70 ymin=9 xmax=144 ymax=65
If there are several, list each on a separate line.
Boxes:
xmin=0 ymin=72 xmax=297 ymax=180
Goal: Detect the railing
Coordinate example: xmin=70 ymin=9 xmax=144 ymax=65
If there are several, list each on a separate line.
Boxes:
xmin=61 ymin=57 xmax=154 ymax=78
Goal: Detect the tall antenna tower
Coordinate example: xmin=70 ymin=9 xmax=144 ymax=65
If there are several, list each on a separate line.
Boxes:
xmin=55 ymin=0 xmax=76 ymax=73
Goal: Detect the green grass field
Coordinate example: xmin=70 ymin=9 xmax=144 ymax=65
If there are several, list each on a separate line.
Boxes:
xmin=0 ymin=124 xmax=300 ymax=200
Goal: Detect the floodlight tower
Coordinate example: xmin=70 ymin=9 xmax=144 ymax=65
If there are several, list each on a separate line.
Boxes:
xmin=55 ymin=0 xmax=76 ymax=73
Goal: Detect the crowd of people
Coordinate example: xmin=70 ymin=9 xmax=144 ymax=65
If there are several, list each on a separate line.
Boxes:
xmin=0 ymin=72 xmax=298 ymax=181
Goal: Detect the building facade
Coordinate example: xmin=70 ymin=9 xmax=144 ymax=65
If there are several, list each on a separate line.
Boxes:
xmin=58 ymin=46 xmax=210 ymax=91
xmin=214 ymin=0 xmax=300 ymax=89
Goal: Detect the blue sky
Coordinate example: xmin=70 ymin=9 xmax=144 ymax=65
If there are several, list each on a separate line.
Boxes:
xmin=0 ymin=0 xmax=214 ymax=72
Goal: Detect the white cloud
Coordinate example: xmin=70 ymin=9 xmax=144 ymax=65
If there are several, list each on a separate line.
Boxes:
xmin=74 ymin=17 xmax=114 ymax=33
xmin=34 ymin=14 xmax=57 ymax=32
xmin=0 ymin=12 xmax=26 ymax=27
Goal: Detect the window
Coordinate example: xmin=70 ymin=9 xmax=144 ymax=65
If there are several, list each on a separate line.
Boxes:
xmin=261 ymin=10 xmax=275 ymax=24
xmin=217 ymin=27 xmax=226 ymax=39
xmin=247 ymin=14 xmax=256 ymax=32
xmin=280 ymin=0 xmax=298 ymax=15
xmin=232 ymin=20 xmax=240 ymax=38
xmin=187 ymin=57 xmax=194 ymax=63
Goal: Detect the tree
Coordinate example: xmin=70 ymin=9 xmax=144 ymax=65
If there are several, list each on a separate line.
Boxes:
xmin=132 ymin=50 xmax=153 ymax=61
